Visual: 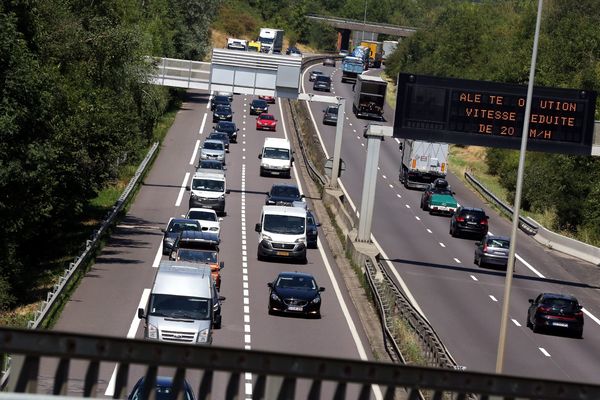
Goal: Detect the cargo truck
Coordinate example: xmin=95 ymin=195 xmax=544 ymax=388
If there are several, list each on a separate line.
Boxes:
xmin=382 ymin=40 xmax=398 ymax=64
xmin=341 ymin=56 xmax=364 ymax=83
xmin=351 ymin=46 xmax=370 ymax=70
xmin=398 ymin=140 xmax=449 ymax=189
xmin=258 ymin=28 xmax=284 ymax=54
xmin=352 ymin=75 xmax=387 ymax=120
xmin=359 ymin=40 xmax=384 ymax=68
xmin=247 ymin=40 xmax=261 ymax=52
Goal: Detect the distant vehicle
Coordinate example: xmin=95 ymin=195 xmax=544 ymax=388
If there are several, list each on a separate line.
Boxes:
xmin=286 ymin=46 xmax=302 ymax=56
xmin=527 ymin=293 xmax=584 ymax=338
xmin=449 ymin=206 xmax=488 ymax=237
xmin=341 ymin=56 xmax=364 ymax=83
xmin=247 ymin=40 xmax=261 ymax=52
xmin=309 ymin=70 xmax=323 ymax=82
xmin=353 ymin=74 xmax=386 ymax=119
xmin=306 ymin=210 xmax=320 ymax=249
xmin=474 ymin=234 xmax=511 ymax=269
xmin=322 ymin=105 xmax=339 ymax=125
xmin=267 ymin=271 xmax=324 ymax=317
xmin=259 ymin=137 xmax=293 ymax=178
xmin=421 ymin=178 xmax=453 ymax=211
xmin=213 ymin=121 xmax=238 ymax=143
xmin=256 ymin=113 xmax=277 ymax=131
xmin=399 ymin=140 xmax=449 ymax=189
xmin=212 ymin=104 xmax=233 ymax=122
xmin=258 ymin=28 xmax=284 ymax=54
xmin=265 ymin=183 xmax=304 ymax=206
xmin=197 ymin=159 xmax=224 ymax=171
xmin=210 ymin=95 xmax=230 ymax=111
xmin=217 ymin=91 xmax=233 ymax=102
xmin=255 ymin=205 xmax=307 ymax=263
xmin=359 ymin=40 xmax=383 ymax=68
xmin=170 ymin=231 xmax=223 ymax=291
xmin=249 ymin=99 xmax=269 ymax=115
xmin=382 ymin=40 xmax=398 ymax=64
xmin=186 ymin=207 xmax=222 ymax=237
xmin=227 ymin=38 xmax=247 ymax=51
xmin=323 ymin=57 xmax=336 ymax=67
xmin=128 ymin=376 xmax=196 ymax=400
xmin=313 ymin=75 xmax=332 ymax=92
xmin=258 ymin=95 xmax=275 ymax=104
xmin=208 ymin=131 xmax=230 ymax=152
xmin=200 ymin=139 xmax=226 ymax=164
xmin=339 ymin=49 xmax=349 ymax=56
xmin=162 ymin=218 xmax=201 ymax=255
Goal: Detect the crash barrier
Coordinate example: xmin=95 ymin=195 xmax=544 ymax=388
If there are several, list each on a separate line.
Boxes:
xmin=465 ymin=171 xmax=600 ymax=266
xmin=3 ymin=327 xmax=599 ymax=400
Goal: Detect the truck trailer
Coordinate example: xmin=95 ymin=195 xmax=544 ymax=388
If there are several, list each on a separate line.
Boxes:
xmin=359 ymin=40 xmax=384 ymax=68
xmin=352 ymin=75 xmax=387 ymax=120
xmin=398 ymin=140 xmax=449 ymax=189
xmin=341 ymin=56 xmax=364 ymax=83
xmin=258 ymin=28 xmax=284 ymax=54
xmin=382 ymin=40 xmax=398 ymax=64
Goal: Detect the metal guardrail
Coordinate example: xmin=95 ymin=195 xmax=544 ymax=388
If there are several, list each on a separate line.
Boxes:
xmin=4 ymin=327 xmax=600 ymax=399
xmin=464 ymin=171 xmax=538 ymax=235
xmin=148 ymin=57 xmax=210 ymax=90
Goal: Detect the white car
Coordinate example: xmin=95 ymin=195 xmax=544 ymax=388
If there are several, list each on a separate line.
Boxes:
xmin=186 ymin=208 xmax=222 ymax=237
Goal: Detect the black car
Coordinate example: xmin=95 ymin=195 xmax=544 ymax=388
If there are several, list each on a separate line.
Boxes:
xmin=212 ymin=104 xmax=233 ymax=122
xmin=527 ymin=293 xmax=584 ymax=338
xmin=128 ymin=376 xmax=195 ymax=400
xmin=421 ymin=178 xmax=453 ymax=211
xmin=197 ymin=159 xmax=225 ymax=170
xmin=213 ymin=121 xmax=239 ymax=143
xmin=449 ymin=206 xmax=489 ymax=239
xmin=267 ymin=271 xmax=325 ymax=318
xmin=323 ymin=57 xmax=336 ymax=67
xmin=249 ymin=99 xmax=269 ymax=115
xmin=286 ymin=46 xmax=302 ymax=56
xmin=322 ymin=105 xmax=339 ymax=125
xmin=208 ymin=132 xmax=230 ymax=152
xmin=162 ymin=218 xmax=201 ymax=255
xmin=265 ymin=183 xmax=304 ymax=206
xmin=313 ymin=75 xmax=331 ymax=92
xmin=210 ymin=95 xmax=230 ymax=111
xmin=306 ymin=210 xmax=321 ymax=249
xmin=309 ymin=70 xmax=323 ymax=82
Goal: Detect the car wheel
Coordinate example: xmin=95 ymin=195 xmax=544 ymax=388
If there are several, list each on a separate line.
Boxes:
xmin=526 ymin=314 xmax=532 ymax=328
xmin=532 ymin=320 xmax=541 ymax=333
xmin=268 ymin=307 xmax=274 ymax=316
xmin=575 ymin=329 xmax=583 ymax=339
xmin=450 ymin=226 xmax=456 ymax=237
xmin=473 ymin=255 xmax=478 ymax=265
xmin=214 ymin=316 xmax=222 ymax=329
xmin=257 ymin=253 xmax=264 ymax=261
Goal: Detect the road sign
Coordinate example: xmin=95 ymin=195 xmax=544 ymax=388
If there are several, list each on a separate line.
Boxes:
xmin=324 ymin=157 xmax=346 ymax=178
xmin=393 ymin=74 xmax=597 ymax=155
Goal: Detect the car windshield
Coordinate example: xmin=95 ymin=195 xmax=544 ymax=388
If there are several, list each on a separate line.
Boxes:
xmin=253 ymin=100 xmax=267 ymax=107
xmin=215 ymin=105 xmax=230 ymax=112
xmin=433 ymin=188 xmax=452 ymax=195
xmin=271 ymin=186 xmax=300 ymax=198
xmin=263 ymin=147 xmax=289 ymax=160
xmin=487 ymin=239 xmax=509 ymax=248
xmin=210 ymin=133 xmax=228 ymax=140
xmin=167 ymin=221 xmax=199 ymax=233
xmin=315 ymin=76 xmax=330 ymax=82
xmin=131 ymin=382 xmax=193 ymax=400
xmin=199 ymin=161 xmax=222 ymax=169
xmin=176 ymin=248 xmax=218 ymax=263
xmin=216 ymin=122 xmax=235 ymax=132
xmin=542 ymin=297 xmax=579 ymax=312
xmin=276 ymin=276 xmax=316 ymax=290
xmin=259 ymin=37 xmax=274 ymax=44
xmin=326 ymin=107 xmax=338 ymax=115
xmin=192 ymin=178 xmax=224 ymax=192
xmin=214 ymin=96 xmax=229 ymax=103
xmin=465 ymin=210 xmax=486 ymax=219
xmin=259 ymin=114 xmax=274 ymax=121
xmin=149 ymin=294 xmax=210 ymax=320
xmin=188 ymin=210 xmax=217 ymax=221
xmin=312 ymin=71 xmax=323 ymax=76
xmin=263 ymin=214 xmax=305 ymax=235
xmin=203 ymin=142 xmax=223 ymax=151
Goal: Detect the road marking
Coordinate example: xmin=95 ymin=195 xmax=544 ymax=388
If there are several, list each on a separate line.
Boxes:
xmin=511 ymin=319 xmax=521 ymax=327
xmin=415 ymin=216 xmax=420 ymax=221
xmin=397 ymin=194 xmax=401 ymax=198
xmin=241 ymin=163 xmax=252 ymax=399
xmin=105 ymin=288 xmax=151 ymax=396
xmin=489 ymin=295 xmax=498 ymax=302
xmin=206 ymin=92 xmax=213 ymax=109
xmin=388 ymin=184 xmax=393 ymax=188
xmin=174 ymin=172 xmax=190 ymax=207
xmin=426 ymin=229 xmax=432 ymax=233
xmin=539 ymin=348 xmax=551 ymax=357
xmin=189 ymin=139 xmax=200 ymax=165
xmin=582 ymin=308 xmax=600 ymax=327
xmin=515 ymin=254 xmax=545 ymax=278
xmin=199 ymin=113 xmax=207 ymax=135
xmin=361 ymin=143 xmax=365 ymax=147
xmin=439 ymin=242 xmax=446 ymax=248
xmin=470 ymin=275 xmax=478 ymax=281
xmin=382 ymin=175 xmax=387 ymax=179
xmin=453 ymin=258 xmax=461 ymax=264
xmin=152 ymin=241 xmax=163 ymax=268
xmin=405 ymin=204 xmax=410 ymax=209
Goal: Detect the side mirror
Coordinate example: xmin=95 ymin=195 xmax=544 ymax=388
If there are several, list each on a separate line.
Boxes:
xmin=226 ymin=189 xmax=230 ymax=194
xmin=219 ymin=261 xmax=225 ymax=270
xmin=161 ymin=228 xmax=166 ymax=233
xmin=267 ymin=282 xmax=273 ymax=288
xmin=452 ymin=191 xmax=456 ymax=195
xmin=323 ymin=109 xmax=326 ymax=112
xmin=219 ymin=217 xmax=223 ymax=222
xmin=319 ymin=287 xmax=325 ymax=292
xmin=236 ymin=128 xmax=240 ymax=131
xmin=316 ymin=223 xmax=322 ymax=227
xmin=258 ymin=154 xmax=262 ymax=159
xmin=255 ymin=223 xmax=261 ymax=232
xmin=170 ymin=251 xmax=177 ymax=260
xmin=137 ymin=308 xmax=145 ymax=319
xmin=300 ymin=194 xmax=305 ymax=199
xmin=528 ymin=299 xmax=534 ymax=304
xmin=185 ymin=185 xmax=190 ymax=191
xmin=218 ymin=295 xmax=226 ymax=302
xmin=291 ymin=156 xmax=295 ymax=163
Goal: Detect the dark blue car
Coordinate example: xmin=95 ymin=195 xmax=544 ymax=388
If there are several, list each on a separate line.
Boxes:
xmin=128 ymin=376 xmax=195 ymax=400
xmin=162 ymin=218 xmax=201 ymax=255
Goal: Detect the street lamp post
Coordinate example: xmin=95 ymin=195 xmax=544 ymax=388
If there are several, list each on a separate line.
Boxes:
xmin=362 ymin=0 xmax=368 ymax=41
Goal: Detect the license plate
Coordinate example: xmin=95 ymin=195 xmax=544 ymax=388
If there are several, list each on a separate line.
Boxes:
xmin=275 ymin=251 xmax=289 ymax=256
xmin=552 ymin=322 xmax=568 ymax=327
xmin=287 ymin=306 xmax=303 ymax=311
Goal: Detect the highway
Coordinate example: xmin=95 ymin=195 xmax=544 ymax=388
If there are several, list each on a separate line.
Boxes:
xmin=41 ymin=84 xmax=383 ymax=398
xmin=302 ymin=61 xmax=600 ymax=383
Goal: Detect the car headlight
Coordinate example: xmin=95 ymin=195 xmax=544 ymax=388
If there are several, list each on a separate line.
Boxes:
xmin=147 ymin=323 xmax=158 ymax=339
xmin=197 ymin=328 xmax=209 ymax=343
xmin=262 ymin=234 xmax=272 ymax=242
xmin=190 ymin=193 xmax=199 ymax=199
xmin=209 ymin=227 xmax=218 ymax=231
xmin=295 ymin=237 xmax=306 ymax=244
xmin=311 ymin=296 xmax=321 ymax=304
xmin=271 ymin=293 xmax=281 ymax=301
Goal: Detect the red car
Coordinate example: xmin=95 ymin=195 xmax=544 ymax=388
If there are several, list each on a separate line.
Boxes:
xmin=256 ymin=113 xmax=277 ymax=131
xmin=258 ymin=95 xmax=276 ymax=104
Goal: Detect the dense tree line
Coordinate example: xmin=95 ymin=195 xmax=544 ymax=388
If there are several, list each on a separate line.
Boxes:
xmin=0 ymin=0 xmax=221 ymax=311
xmin=385 ymin=0 xmax=600 ymax=241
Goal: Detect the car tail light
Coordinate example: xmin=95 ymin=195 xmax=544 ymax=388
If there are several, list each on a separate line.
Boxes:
xmin=538 ymin=305 xmax=552 ymax=313
xmin=575 ymin=311 xmax=584 ymax=317
xmin=455 ymin=216 xmax=465 ymax=222
xmin=480 ymin=218 xmax=488 ymax=225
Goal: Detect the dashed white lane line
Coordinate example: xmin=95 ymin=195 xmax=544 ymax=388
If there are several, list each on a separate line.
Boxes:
xmin=426 ymin=229 xmax=432 ymax=233
xmin=152 ymin=242 xmax=163 ymax=268
xmin=453 ymin=258 xmax=461 ymax=264
xmin=206 ymin=92 xmax=213 ymax=109
xmin=382 ymin=175 xmax=387 ymax=179
xmin=405 ymin=204 xmax=410 ymax=209
xmin=241 ymin=163 xmax=251 ymax=399
xmin=199 ymin=112 xmax=207 ymax=135
xmin=512 ymin=319 xmax=522 ymax=327
xmin=489 ymin=295 xmax=498 ymax=302
xmin=539 ymin=348 xmax=551 ymax=357
xmin=515 ymin=254 xmax=545 ymax=278
xmin=361 ymin=143 xmax=365 ymax=147
xmin=470 ymin=275 xmax=478 ymax=281
xmin=189 ymin=139 xmax=200 ymax=165
xmin=397 ymin=194 xmax=401 ymax=198
xmin=174 ymin=172 xmax=190 ymax=207
xmin=415 ymin=216 xmax=420 ymax=221
xmin=388 ymin=184 xmax=393 ymax=188
xmin=439 ymin=242 xmax=446 ymax=248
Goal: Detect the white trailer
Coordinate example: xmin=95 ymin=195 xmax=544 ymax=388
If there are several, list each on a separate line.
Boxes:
xmin=398 ymin=140 xmax=448 ymax=189
xmin=382 ymin=40 xmax=398 ymax=64
xmin=258 ymin=28 xmax=284 ymax=54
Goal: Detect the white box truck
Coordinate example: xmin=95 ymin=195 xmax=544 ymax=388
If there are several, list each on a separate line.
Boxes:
xmin=398 ymin=140 xmax=449 ymax=189
xmin=258 ymin=28 xmax=284 ymax=54
xmin=353 ymin=75 xmax=387 ymax=120
xmin=382 ymin=40 xmax=398 ymax=64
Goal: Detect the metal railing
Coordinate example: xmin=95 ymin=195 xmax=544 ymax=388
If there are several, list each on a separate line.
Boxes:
xmin=3 ymin=327 xmax=600 ymax=399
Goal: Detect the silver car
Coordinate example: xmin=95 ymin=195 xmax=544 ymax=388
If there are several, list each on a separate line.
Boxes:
xmin=474 ymin=234 xmax=511 ymax=269
xmin=200 ymin=139 xmax=226 ymax=164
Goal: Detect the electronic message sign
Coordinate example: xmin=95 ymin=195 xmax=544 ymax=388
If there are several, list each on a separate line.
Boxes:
xmin=393 ymin=74 xmax=597 ymax=155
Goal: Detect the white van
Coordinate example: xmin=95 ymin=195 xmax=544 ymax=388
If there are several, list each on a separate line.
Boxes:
xmin=138 ymin=261 xmax=223 ymax=345
xmin=187 ymin=168 xmax=229 ymax=215
xmin=258 ymin=137 xmax=294 ymax=178
xmin=255 ymin=205 xmax=307 ymax=263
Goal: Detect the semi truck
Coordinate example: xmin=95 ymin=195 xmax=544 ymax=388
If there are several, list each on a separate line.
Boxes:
xmin=352 ymin=75 xmax=387 ymax=120
xmin=359 ymin=40 xmax=384 ymax=68
xmin=351 ymin=45 xmax=370 ymax=70
xmin=382 ymin=40 xmax=398 ymax=64
xmin=226 ymin=38 xmax=247 ymax=51
xmin=341 ymin=56 xmax=364 ymax=83
xmin=258 ymin=28 xmax=284 ymax=54
xmin=398 ymin=140 xmax=449 ymax=189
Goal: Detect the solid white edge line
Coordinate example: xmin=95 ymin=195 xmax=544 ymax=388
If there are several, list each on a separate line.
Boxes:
xmin=582 ymin=308 xmax=600 ymax=326
xmin=515 ymin=253 xmax=545 ymax=278
xmin=199 ymin=112 xmax=207 ymax=135
xmin=105 ymin=288 xmax=151 ymax=396
xmin=539 ymin=347 xmax=551 ymax=357
xmin=511 ymin=319 xmax=521 ymax=327
xmin=175 ymin=172 xmax=190 ymax=207
xmin=189 ymin=139 xmax=200 ymax=165
xmin=152 ymin=241 xmax=163 ymax=268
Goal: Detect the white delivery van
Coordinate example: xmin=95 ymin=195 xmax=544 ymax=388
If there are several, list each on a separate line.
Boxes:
xmin=187 ymin=168 xmax=229 ymax=215
xmin=138 ymin=261 xmax=223 ymax=345
xmin=258 ymin=137 xmax=294 ymax=178
xmin=255 ymin=205 xmax=307 ymax=263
